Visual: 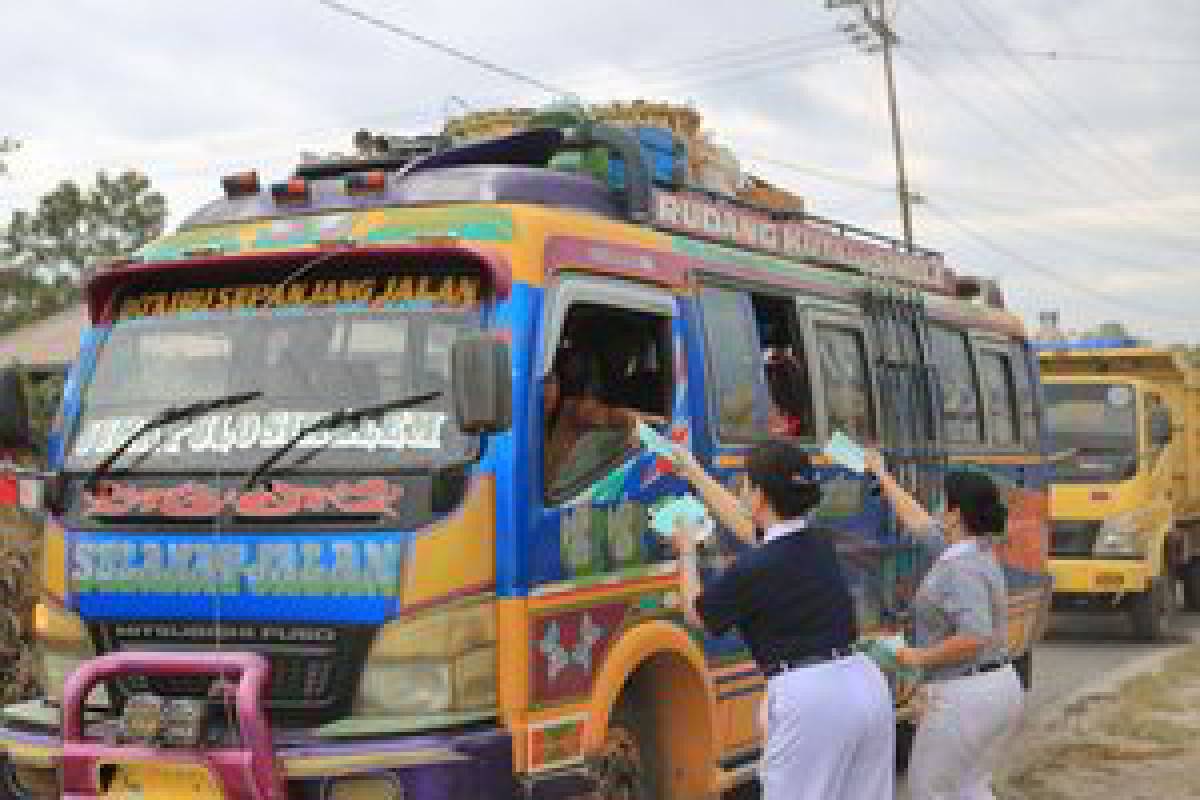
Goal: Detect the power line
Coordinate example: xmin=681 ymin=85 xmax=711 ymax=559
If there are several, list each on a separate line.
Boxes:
xmin=896 ymin=46 xmax=1200 ymax=248
xmin=922 ymin=201 xmax=1192 ymax=321
xmin=312 ymin=0 xmax=569 ymax=96
xmin=900 ymin=42 xmax=1200 ymax=66
xmin=630 ymin=30 xmax=845 ymax=76
xmin=953 ymin=0 xmax=1188 ymax=206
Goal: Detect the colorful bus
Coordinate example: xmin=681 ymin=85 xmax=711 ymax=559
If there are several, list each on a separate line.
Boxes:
xmin=0 ymin=113 xmax=1050 ymax=800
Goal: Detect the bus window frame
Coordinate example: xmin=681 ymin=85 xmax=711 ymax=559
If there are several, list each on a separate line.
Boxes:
xmin=928 ymin=322 xmax=986 ymax=450
xmin=539 ymin=273 xmax=678 ymax=504
xmin=694 ymin=280 xmax=771 ymax=446
xmin=971 ymin=334 xmax=1024 ymax=451
xmin=807 ymin=305 xmax=882 ymax=446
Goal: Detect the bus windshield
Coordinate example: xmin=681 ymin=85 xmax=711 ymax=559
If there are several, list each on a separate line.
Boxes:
xmin=1044 ymin=382 xmax=1138 ymax=483
xmin=68 ymin=305 xmax=479 ymax=473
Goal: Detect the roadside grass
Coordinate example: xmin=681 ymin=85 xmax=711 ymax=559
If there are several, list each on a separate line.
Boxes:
xmin=995 ymin=645 xmax=1200 ymax=799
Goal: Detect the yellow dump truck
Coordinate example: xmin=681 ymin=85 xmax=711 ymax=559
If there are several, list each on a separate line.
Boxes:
xmin=1038 ymin=341 xmax=1200 ymax=639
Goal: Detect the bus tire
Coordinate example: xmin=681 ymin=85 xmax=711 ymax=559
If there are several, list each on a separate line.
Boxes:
xmin=1182 ymin=560 xmax=1200 ymax=612
xmin=1012 ymin=649 xmax=1033 ymax=691
xmin=0 ymin=758 xmax=24 ymax=800
xmin=1129 ymin=580 xmax=1171 ymax=641
xmin=587 ymin=705 xmax=656 ymax=800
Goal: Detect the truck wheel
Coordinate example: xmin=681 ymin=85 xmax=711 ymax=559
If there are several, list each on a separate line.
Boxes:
xmin=1182 ymin=560 xmax=1200 ymax=612
xmin=1130 ymin=579 xmax=1172 ymax=640
xmin=1012 ymin=649 xmax=1033 ymax=691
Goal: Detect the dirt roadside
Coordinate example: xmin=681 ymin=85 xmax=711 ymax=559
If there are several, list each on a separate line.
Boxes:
xmin=994 ymin=645 xmax=1200 ymax=800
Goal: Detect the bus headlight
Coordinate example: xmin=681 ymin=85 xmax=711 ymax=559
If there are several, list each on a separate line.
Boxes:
xmin=358 ymin=662 xmax=452 ymax=715
xmin=33 ymin=603 xmax=107 ymax=707
xmin=1093 ymin=513 xmax=1143 ymax=558
xmin=355 ymin=599 xmax=496 ymax=716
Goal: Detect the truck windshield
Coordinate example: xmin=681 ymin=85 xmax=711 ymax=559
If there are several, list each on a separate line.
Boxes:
xmin=67 ymin=306 xmax=478 ymax=473
xmin=1045 ymin=382 xmax=1138 ymax=483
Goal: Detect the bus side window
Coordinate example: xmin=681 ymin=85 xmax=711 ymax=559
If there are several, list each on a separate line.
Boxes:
xmin=978 ymin=349 xmax=1021 ymax=446
xmin=1010 ymin=342 xmax=1040 ymax=448
xmin=814 ymin=324 xmax=875 ymax=442
xmin=752 ymin=293 xmax=816 ymax=441
xmin=698 ymin=287 xmax=768 ymax=440
xmin=928 ymin=325 xmax=984 ymax=444
xmin=544 ymin=302 xmax=673 ymax=502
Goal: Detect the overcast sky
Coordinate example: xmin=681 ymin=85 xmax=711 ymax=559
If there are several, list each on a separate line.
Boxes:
xmin=4 ymin=0 xmax=1199 ymax=341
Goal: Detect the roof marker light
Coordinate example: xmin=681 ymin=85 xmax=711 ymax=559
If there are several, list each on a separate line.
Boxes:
xmin=271 ymin=178 xmax=310 ymax=206
xmin=344 ymin=170 xmax=387 ymax=195
xmin=221 ymin=170 xmax=260 ymax=198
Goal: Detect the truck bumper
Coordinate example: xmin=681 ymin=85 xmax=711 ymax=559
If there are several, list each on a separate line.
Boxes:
xmin=0 ymin=717 xmax=519 ymax=800
xmin=1050 ymin=559 xmax=1152 ymax=595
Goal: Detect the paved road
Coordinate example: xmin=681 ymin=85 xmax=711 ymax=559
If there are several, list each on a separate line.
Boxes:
xmin=1028 ymin=609 xmax=1200 ymax=713
xmin=893 ymin=610 xmax=1199 ymax=799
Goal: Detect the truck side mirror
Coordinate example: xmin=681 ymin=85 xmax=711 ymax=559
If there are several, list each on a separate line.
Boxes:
xmin=0 ymin=366 xmax=32 ymax=449
xmin=451 ymin=335 xmax=511 ymax=434
xmin=1150 ymin=406 xmax=1172 ymax=447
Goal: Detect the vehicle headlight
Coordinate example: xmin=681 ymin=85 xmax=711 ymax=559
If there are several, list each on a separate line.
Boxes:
xmin=355 ymin=599 xmax=496 ymax=716
xmin=34 ymin=603 xmax=107 ymax=707
xmin=358 ymin=661 xmax=452 ymax=715
xmin=1093 ymin=513 xmax=1144 ymax=557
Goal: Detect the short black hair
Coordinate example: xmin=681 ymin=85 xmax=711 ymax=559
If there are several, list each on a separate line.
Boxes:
xmin=944 ymin=470 xmax=1007 ymax=535
xmin=745 ymin=440 xmax=822 ymax=519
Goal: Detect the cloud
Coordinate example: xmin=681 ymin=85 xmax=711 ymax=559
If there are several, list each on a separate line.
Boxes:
xmin=3 ymin=0 xmax=1197 ymax=341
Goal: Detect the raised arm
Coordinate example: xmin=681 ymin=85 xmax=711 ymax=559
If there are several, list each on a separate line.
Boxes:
xmin=670 ymin=445 xmax=756 ymax=545
xmin=863 ymin=449 xmax=936 ymax=536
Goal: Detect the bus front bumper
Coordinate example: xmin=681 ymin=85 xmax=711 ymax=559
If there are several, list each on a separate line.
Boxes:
xmin=0 ymin=715 xmax=518 ymax=800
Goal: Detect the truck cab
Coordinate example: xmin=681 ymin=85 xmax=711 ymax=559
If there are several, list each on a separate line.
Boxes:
xmin=1039 ymin=342 xmax=1199 ymax=639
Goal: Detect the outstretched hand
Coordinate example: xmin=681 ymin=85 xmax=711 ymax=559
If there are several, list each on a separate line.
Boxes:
xmin=863 ymin=448 xmax=885 ymax=477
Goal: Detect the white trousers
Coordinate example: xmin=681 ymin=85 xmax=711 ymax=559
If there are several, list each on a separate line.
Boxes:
xmin=761 ymin=653 xmax=895 ymax=800
xmin=907 ymin=665 xmax=1024 ymax=800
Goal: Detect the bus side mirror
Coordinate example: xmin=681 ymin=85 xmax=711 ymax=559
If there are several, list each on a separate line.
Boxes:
xmin=1150 ymin=406 xmax=1172 ymax=447
xmin=451 ymin=335 xmax=512 ymax=434
xmin=0 ymin=366 xmax=32 ymax=450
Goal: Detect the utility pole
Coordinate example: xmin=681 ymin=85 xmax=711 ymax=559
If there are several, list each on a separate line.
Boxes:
xmin=827 ymin=0 xmax=916 ymax=249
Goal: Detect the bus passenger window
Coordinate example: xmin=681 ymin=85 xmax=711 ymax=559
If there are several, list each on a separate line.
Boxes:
xmin=816 ymin=325 xmax=875 ymax=441
xmin=1010 ymin=342 xmax=1040 ymax=447
xmin=929 ymin=325 xmax=983 ymax=443
xmin=700 ymin=288 xmax=765 ymax=439
xmin=751 ymin=293 xmax=815 ymax=440
xmin=544 ymin=304 xmax=671 ymax=500
xmin=979 ymin=350 xmax=1020 ymax=445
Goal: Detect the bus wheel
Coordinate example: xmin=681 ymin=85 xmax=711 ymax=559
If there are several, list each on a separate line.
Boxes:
xmin=1182 ymin=560 xmax=1200 ymax=612
xmin=587 ymin=708 xmax=653 ymax=800
xmin=0 ymin=756 xmax=33 ymax=800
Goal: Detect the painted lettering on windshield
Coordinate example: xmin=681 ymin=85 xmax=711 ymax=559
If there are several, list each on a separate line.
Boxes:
xmin=118 ymin=275 xmax=480 ymax=319
xmin=72 ymin=410 xmax=448 ymax=457
xmin=85 ymin=479 xmax=405 ymax=518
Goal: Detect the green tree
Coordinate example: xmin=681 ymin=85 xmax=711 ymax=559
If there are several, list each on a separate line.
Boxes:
xmin=0 ymin=136 xmax=18 ymax=177
xmin=3 ymin=169 xmax=167 ymax=278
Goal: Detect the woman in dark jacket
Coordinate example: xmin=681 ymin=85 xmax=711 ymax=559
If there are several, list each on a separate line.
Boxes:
xmin=669 ymin=440 xmax=895 ymax=800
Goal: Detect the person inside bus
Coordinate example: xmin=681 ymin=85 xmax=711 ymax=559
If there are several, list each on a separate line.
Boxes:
xmin=863 ymin=451 xmax=1023 ymax=800
xmin=764 ymin=346 xmax=813 ymax=438
xmin=543 ymin=345 xmax=664 ymax=491
xmin=667 ymin=440 xmax=895 ymax=800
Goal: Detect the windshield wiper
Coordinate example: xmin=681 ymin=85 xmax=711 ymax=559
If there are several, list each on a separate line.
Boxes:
xmin=237 ymin=391 xmax=442 ymax=494
xmin=85 ymin=391 xmax=263 ymax=490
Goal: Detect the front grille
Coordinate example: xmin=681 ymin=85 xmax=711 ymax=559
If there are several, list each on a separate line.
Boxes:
xmin=1051 ymin=521 xmax=1102 ymax=558
xmin=93 ymin=622 xmax=374 ymax=726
